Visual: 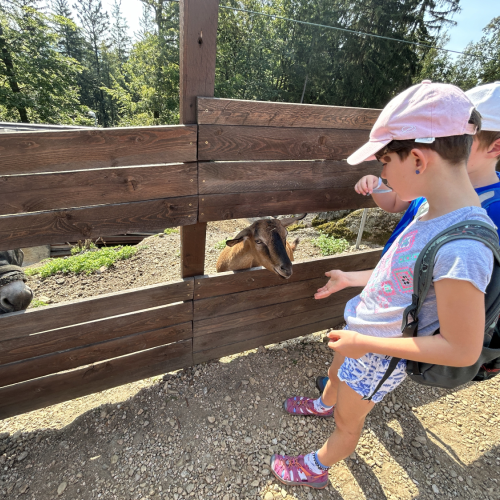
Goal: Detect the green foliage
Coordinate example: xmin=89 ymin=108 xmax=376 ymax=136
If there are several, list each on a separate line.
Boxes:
xmin=164 ymin=227 xmax=179 ymax=235
xmin=30 ymin=298 xmax=49 ymax=308
xmin=287 ymin=223 xmax=306 ymax=232
xmin=0 ymin=3 xmax=92 ymax=124
xmin=214 ymin=240 xmax=227 ymax=250
xmin=312 ymin=234 xmax=349 ymax=256
xmin=26 ymin=245 xmax=138 ymax=277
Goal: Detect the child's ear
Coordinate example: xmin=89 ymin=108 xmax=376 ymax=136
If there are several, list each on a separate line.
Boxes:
xmin=410 ymin=148 xmax=430 ymax=175
xmin=486 ymin=138 xmax=500 ymax=158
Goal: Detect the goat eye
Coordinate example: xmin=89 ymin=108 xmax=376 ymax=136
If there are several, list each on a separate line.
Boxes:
xmin=254 ymin=239 xmax=262 ymax=244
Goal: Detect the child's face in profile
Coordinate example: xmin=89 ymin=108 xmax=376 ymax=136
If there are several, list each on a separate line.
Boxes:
xmin=379 ymin=151 xmax=420 ymax=202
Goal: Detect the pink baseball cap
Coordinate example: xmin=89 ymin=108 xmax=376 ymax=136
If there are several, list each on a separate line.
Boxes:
xmin=347 ymin=81 xmax=477 ymax=165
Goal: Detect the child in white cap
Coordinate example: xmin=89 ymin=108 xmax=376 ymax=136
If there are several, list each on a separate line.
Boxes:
xmin=271 ymin=81 xmax=494 ymax=489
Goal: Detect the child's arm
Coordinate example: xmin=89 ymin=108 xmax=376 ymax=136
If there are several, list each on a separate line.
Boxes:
xmin=314 ymin=269 xmax=373 ymax=299
xmin=327 ymin=279 xmax=485 ymax=367
xmin=355 ymin=175 xmax=410 ymax=213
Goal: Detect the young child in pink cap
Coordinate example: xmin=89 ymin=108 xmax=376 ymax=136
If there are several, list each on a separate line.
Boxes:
xmin=270 ymin=81 xmax=495 ymax=489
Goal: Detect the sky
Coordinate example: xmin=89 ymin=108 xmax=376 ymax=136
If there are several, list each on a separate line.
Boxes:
xmin=88 ymin=0 xmax=499 ymax=54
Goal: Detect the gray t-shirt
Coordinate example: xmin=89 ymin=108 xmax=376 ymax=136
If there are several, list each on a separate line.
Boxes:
xmin=345 ymin=206 xmax=494 ymax=338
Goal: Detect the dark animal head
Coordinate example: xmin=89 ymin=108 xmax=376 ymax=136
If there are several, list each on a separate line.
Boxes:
xmin=225 ymin=215 xmax=305 ymax=279
xmin=0 ymin=250 xmax=33 ymax=314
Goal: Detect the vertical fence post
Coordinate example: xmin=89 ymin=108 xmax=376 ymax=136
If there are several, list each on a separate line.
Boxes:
xmin=179 ymin=0 xmax=219 ymax=278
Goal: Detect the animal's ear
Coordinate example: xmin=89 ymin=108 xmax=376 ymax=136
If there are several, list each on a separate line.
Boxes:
xmin=225 ymin=228 xmax=252 ymax=247
xmin=279 ymin=214 xmax=307 ymax=228
xmin=13 ymin=249 xmax=24 ymax=267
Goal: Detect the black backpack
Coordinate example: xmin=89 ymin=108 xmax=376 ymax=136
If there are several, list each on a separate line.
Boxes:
xmin=364 ymin=220 xmax=500 ymax=401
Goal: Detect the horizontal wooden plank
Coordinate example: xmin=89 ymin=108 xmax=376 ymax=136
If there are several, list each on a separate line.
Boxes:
xmin=194 ymin=289 xmax=356 ymax=338
xmin=0 ymin=339 xmax=192 ymax=419
xmin=199 ymin=160 xmax=380 ymax=194
xmin=198 ymin=125 xmax=369 ymax=161
xmin=199 ymin=187 xmax=376 ymax=222
xmin=197 ymin=97 xmax=380 ymax=130
xmin=0 ymin=164 xmax=197 ymax=215
xmin=194 ymin=249 xmax=382 ymax=299
xmin=193 ymin=316 xmax=340 ymax=364
xmin=0 ymin=125 xmax=197 ymax=175
xmin=0 ymin=195 xmax=197 ymax=251
xmin=194 ymin=303 xmax=344 ymax=353
xmin=0 ymin=302 xmax=192 ymax=365
xmin=0 ymin=322 xmax=192 ymax=387
xmin=194 ymin=273 xmax=363 ymax=320
xmin=0 ymin=279 xmax=194 ymax=342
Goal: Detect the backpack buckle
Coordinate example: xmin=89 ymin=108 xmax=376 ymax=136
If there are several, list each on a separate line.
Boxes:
xmin=401 ymin=295 xmax=419 ymax=337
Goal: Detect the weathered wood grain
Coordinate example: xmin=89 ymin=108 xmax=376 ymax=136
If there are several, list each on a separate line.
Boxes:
xmin=194 ymin=249 xmax=382 ymax=299
xmin=0 ymin=164 xmax=197 ymax=215
xmin=194 ymin=274 xmax=363 ymax=320
xmin=179 ymin=0 xmax=219 ymax=124
xmin=197 ymin=97 xmax=381 ymax=130
xmin=0 ymin=322 xmax=192 ymax=387
xmin=199 ymin=187 xmax=376 ymax=222
xmin=0 ymin=196 xmax=197 ymax=251
xmin=199 ymin=160 xmax=381 ymax=194
xmin=193 ymin=317 xmax=341 ymax=364
xmin=0 ymin=339 xmax=192 ymax=419
xmin=194 ymin=289 xmax=356 ymax=339
xmin=180 ymin=222 xmax=207 ymax=278
xmin=193 ymin=302 xmax=346 ymax=353
xmin=198 ymin=125 xmax=369 ymax=161
xmin=0 ymin=279 xmax=194 ymax=342
xmin=0 ymin=125 xmax=197 ymax=175
xmin=0 ymin=302 xmax=192 ymax=365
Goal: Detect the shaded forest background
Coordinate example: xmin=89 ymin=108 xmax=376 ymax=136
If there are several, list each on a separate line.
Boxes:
xmin=1 ymin=0 xmax=499 ymax=127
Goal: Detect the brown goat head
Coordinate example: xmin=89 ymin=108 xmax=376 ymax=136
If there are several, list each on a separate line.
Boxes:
xmin=216 ymin=215 xmax=306 ymax=278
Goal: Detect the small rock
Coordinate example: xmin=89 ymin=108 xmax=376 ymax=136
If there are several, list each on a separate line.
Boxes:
xmin=432 ymin=484 xmax=440 ymax=494
xmin=0 ymin=432 xmax=9 ymax=440
xmin=207 ymin=416 xmax=216 ymax=424
xmin=17 ymin=451 xmax=28 ymax=462
xmin=38 ymin=295 xmax=52 ymax=304
xmin=394 ymin=435 xmax=402 ymax=444
xmin=186 ymin=484 xmax=195 ymax=494
xmin=244 ymin=437 xmax=252 ymax=444
xmin=56 ymin=278 xmax=65 ymax=285
xmin=450 ymin=469 xmax=458 ymax=478
xmin=57 ymin=482 xmax=67 ymax=495
xmin=349 ymin=452 xmax=356 ymax=459
xmin=394 ymin=403 xmax=401 ymax=411
xmin=19 ymin=484 xmax=29 ymax=494
xmin=241 ymin=380 xmax=249 ymax=385
xmin=99 ymin=266 xmax=107 ymax=273
xmin=100 ymin=410 xmax=107 ymax=418
xmin=307 ymin=368 xmax=313 ymax=378
xmin=251 ymin=479 xmax=260 ymax=487
xmin=12 ymin=430 xmax=22 ymax=440
xmin=383 ymin=406 xmax=391 ymax=413
xmin=250 ymin=377 xmax=257 ymax=385
xmin=111 ymin=455 xmax=118 ymax=464
xmin=224 ymin=396 xmax=232 ymax=402
xmin=415 ymin=435 xmax=427 ymax=445
xmin=411 ymin=440 xmax=422 ymax=448
xmin=264 ymin=492 xmax=274 ymax=500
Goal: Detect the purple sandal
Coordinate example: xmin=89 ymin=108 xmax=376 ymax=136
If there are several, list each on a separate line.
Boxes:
xmin=270 ymin=454 xmax=329 ymax=489
xmin=283 ymin=397 xmax=334 ymax=417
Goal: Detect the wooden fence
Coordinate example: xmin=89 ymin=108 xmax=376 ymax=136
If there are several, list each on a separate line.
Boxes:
xmin=0 ymin=0 xmax=384 ymax=418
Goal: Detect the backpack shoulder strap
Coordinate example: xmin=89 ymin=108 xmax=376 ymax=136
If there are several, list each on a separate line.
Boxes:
xmin=401 ymin=220 xmax=500 ymax=336
xmin=479 ymin=188 xmax=500 ymax=210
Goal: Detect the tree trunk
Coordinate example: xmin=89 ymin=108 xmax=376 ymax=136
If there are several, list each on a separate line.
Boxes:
xmin=0 ymin=23 xmax=29 ymax=123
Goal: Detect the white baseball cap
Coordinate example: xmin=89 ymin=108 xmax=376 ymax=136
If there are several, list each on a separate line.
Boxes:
xmin=465 ymin=82 xmax=500 ymax=132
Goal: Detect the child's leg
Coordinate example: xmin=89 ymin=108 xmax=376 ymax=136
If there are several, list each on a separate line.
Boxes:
xmin=318 ymin=380 xmax=374 ymax=466
xmin=320 ymin=353 xmax=345 ymax=407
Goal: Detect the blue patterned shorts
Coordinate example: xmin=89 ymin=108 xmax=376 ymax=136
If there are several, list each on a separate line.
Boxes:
xmin=337 ymin=352 xmax=407 ymax=403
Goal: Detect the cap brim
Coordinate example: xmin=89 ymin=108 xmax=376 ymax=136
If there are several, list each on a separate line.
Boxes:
xmin=346 ymin=140 xmax=390 ymax=165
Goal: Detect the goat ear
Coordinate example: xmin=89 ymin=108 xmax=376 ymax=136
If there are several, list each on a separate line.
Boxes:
xmin=279 ymin=213 xmax=307 ymax=228
xmin=225 ymin=228 xmax=252 ymax=247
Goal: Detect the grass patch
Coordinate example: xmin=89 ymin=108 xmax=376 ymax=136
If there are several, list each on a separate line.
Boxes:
xmin=25 ymin=246 xmax=139 ymax=278
xmin=164 ymin=228 xmax=179 ymax=235
xmin=214 ymin=240 xmax=227 ymax=250
xmin=312 ymin=234 xmax=350 ymax=256
xmin=30 ymin=298 xmax=49 ymax=308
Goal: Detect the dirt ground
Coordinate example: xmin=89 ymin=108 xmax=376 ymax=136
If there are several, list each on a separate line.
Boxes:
xmin=2 ymin=219 xmax=499 ymax=499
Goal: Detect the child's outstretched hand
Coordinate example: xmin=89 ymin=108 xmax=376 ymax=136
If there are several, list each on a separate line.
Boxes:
xmin=354 ymin=175 xmax=380 ymax=196
xmin=314 ymin=270 xmax=349 ymax=299
xmin=327 ymin=330 xmax=367 ymax=359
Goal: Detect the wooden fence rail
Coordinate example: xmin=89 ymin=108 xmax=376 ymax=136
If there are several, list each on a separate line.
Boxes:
xmin=0 ymin=250 xmax=381 ymax=419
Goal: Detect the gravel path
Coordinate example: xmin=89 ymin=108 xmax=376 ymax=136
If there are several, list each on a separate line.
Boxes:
xmin=1 ymin=335 xmax=499 ymax=500
xmin=4 ymin=219 xmax=499 ymax=499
